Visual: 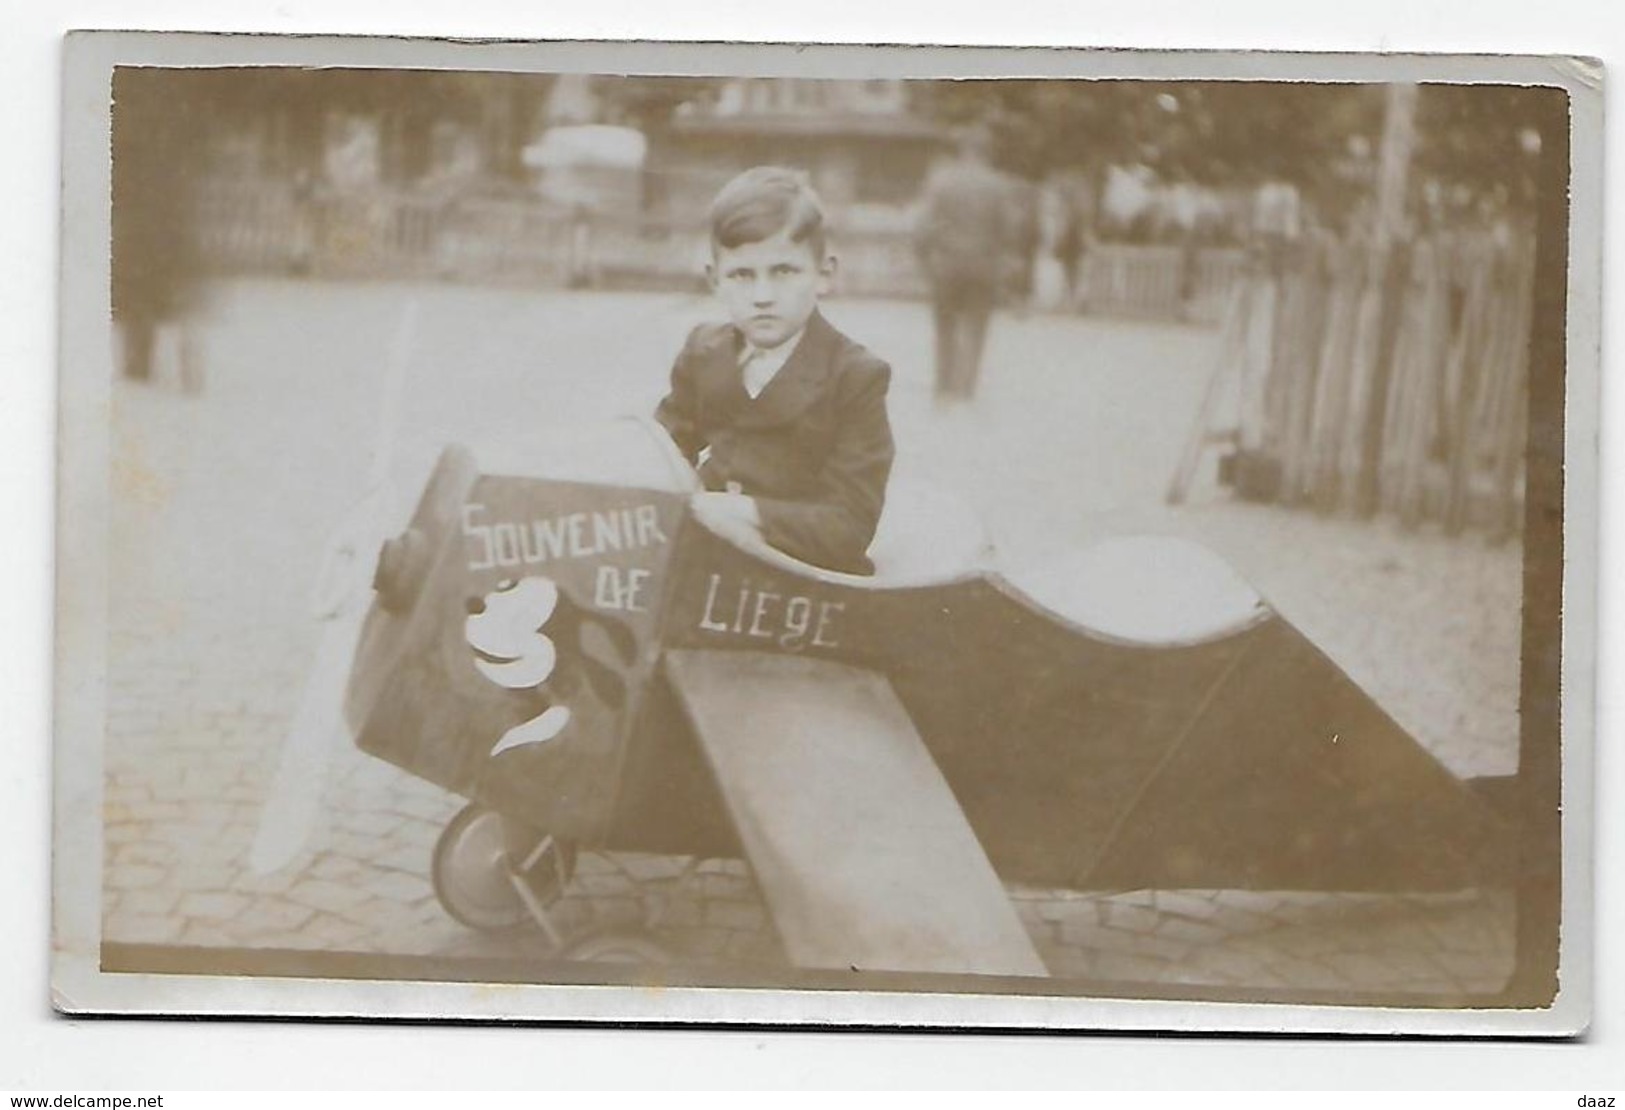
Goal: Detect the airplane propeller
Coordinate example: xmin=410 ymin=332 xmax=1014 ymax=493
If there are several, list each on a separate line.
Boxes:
xmin=248 ymin=300 xmax=420 ymax=876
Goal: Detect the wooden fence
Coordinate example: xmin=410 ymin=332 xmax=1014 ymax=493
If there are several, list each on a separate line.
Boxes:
xmin=1079 ymin=245 xmax=1245 ymax=325
xmin=194 ymin=181 xmax=314 ymax=274
xmin=191 ymin=180 xmax=1247 ymax=322
xmin=1170 ymin=231 xmax=1532 ymax=538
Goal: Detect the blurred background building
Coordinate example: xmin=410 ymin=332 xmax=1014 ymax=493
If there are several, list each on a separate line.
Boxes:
xmin=660 ymin=78 xmax=943 ymax=228
xmin=146 ymin=71 xmax=952 ymax=296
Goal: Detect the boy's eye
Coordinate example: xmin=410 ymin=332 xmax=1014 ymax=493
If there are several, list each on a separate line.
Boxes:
xmin=771 ymin=264 xmax=799 ymax=277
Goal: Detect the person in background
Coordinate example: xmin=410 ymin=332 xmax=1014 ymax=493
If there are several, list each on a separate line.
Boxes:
xmin=912 ymin=126 xmax=1015 ymax=404
xmin=111 ymin=70 xmax=206 ymax=383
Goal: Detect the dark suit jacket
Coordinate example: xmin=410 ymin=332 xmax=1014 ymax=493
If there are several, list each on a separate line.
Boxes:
xmin=913 ymin=156 xmax=1017 ymax=285
xmin=654 ymin=310 xmax=895 ymax=575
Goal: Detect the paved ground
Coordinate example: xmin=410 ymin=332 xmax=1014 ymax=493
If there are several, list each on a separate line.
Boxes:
xmin=99 ymin=280 xmax=1522 ymax=998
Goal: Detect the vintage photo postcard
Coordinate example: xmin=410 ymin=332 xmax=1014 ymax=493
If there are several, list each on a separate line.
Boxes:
xmin=53 ymin=32 xmax=1600 ymax=1034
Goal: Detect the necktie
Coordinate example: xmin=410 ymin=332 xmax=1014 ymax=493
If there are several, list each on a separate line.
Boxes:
xmin=741 ymin=346 xmax=773 ymax=399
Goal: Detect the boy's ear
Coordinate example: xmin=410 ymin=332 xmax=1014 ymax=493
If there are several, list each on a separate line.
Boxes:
xmin=818 ymin=251 xmax=838 ymax=294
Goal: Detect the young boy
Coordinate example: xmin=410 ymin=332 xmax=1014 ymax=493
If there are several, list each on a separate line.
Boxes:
xmin=655 ymin=167 xmax=895 ymax=576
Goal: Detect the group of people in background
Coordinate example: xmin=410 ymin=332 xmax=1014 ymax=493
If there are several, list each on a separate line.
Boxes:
xmin=909 ymin=127 xmax=1337 ymax=407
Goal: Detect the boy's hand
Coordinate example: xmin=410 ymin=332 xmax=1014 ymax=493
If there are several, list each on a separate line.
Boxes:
xmin=690 ymin=491 xmax=763 ymax=547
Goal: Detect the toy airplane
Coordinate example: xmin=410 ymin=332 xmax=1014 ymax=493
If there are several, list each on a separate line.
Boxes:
xmin=252 ymin=405 xmax=1514 ymax=980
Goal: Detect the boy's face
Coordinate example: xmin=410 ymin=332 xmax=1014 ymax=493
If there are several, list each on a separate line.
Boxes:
xmin=709 ymin=228 xmax=833 ymax=350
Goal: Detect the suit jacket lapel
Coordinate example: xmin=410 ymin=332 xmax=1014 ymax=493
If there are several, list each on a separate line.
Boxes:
xmin=693 ymin=324 xmax=750 ymax=422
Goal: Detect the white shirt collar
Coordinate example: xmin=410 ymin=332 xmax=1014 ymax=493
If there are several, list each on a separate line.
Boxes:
xmin=738 ymin=327 xmax=806 ymax=399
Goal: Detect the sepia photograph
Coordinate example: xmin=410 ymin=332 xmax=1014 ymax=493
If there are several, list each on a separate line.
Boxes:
xmin=52 ymin=33 xmax=1598 ymax=1034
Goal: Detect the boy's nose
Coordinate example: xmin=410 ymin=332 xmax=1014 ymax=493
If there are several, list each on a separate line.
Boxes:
xmin=751 ymin=278 xmax=775 ymax=304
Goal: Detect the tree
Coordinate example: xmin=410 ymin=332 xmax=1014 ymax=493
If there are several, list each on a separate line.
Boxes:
xmin=912 ymin=79 xmax=1384 ymax=189
xmin=909 ymin=79 xmax=1146 ymax=179
xmin=913 ymin=77 xmax=1545 ymax=226
xmin=1413 ymin=83 xmax=1550 ymax=213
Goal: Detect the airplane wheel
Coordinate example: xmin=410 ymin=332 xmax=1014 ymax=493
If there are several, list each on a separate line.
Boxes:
xmin=563 ymin=929 xmax=672 ymax=964
xmin=431 ymin=804 xmax=576 ymax=932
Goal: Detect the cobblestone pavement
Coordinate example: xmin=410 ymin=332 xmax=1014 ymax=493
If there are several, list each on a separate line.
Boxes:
xmin=100 ymin=281 xmax=1522 ymax=997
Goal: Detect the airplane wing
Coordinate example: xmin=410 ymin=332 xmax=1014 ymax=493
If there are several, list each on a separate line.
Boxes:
xmin=660 ymin=525 xmax=1516 ymax=897
xmin=662 ymin=649 xmax=1049 ymax=979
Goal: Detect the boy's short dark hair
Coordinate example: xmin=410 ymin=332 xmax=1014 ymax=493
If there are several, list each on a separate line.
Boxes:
xmin=708 ymin=166 xmax=828 ymax=259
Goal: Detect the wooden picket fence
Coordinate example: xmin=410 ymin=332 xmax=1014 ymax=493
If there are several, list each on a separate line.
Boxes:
xmin=194 ymin=180 xmax=315 ymax=273
xmin=1078 ymin=245 xmax=1247 ymax=325
xmin=1169 ymin=230 xmax=1533 ymax=538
